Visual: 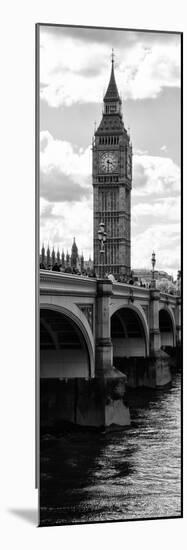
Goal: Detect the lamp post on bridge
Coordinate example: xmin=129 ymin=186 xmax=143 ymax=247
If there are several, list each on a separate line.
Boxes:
xmin=149 ymin=250 xmax=161 ymax=355
xmin=176 ymin=270 xmax=181 ymax=296
xmin=151 ymin=251 xmax=156 ymax=288
xmin=95 ymin=221 xmax=114 ymax=378
xmin=98 ymin=221 xmax=107 ymax=279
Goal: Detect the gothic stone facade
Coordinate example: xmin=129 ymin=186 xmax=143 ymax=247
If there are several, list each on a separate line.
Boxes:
xmin=93 ymin=57 xmax=132 ymax=279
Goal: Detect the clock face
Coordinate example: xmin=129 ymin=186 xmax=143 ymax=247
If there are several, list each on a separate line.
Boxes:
xmin=99 ymin=152 xmax=118 ymax=173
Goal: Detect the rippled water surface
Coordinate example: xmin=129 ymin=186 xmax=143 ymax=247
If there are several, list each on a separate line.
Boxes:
xmin=40 ymin=372 xmax=181 ymax=526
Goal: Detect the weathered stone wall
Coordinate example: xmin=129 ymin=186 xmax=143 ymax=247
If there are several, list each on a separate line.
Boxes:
xmin=113 ymin=353 xmax=172 ymax=388
xmin=40 ymin=377 xmax=130 ymax=429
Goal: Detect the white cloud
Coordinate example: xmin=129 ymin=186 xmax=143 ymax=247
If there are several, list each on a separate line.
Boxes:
xmin=131 ymin=154 xmax=181 ymax=275
xmin=40 ymin=130 xmax=91 ymax=177
xmin=40 ymin=130 xmax=53 ymax=151
xmin=133 ymin=154 xmax=180 ymax=196
xmin=40 ymin=197 xmax=93 ymax=259
xmin=131 ymin=224 xmax=180 ymax=276
xmin=133 ymin=148 xmax=149 ymax=155
xmin=132 ymin=196 xmax=180 ymax=224
xmin=40 ymin=28 xmax=180 ymax=107
xmin=40 ymin=132 xmax=93 ymax=256
xmin=119 ymin=42 xmax=180 ymax=100
xmin=40 ymin=131 xmax=92 ymax=202
xmin=40 ymin=32 xmax=108 ymax=107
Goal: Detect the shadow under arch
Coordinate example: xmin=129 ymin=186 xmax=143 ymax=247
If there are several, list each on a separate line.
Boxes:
xmin=111 ymin=304 xmax=149 ymax=360
xmin=40 ymin=304 xmax=94 ymax=378
xmin=159 ymin=305 xmax=176 ymax=348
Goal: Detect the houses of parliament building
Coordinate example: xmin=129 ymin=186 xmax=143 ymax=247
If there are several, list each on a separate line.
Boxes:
xmin=40 ymin=238 xmax=93 ymax=275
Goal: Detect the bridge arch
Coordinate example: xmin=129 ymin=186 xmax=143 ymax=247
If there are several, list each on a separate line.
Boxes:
xmin=159 ymin=305 xmax=176 ymax=348
xmin=110 ymin=303 xmax=149 ymax=361
xmin=40 ymin=304 xmax=94 ymax=378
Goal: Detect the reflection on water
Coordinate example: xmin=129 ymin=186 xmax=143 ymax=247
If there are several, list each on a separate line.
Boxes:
xmin=40 ymin=372 xmax=181 ymax=526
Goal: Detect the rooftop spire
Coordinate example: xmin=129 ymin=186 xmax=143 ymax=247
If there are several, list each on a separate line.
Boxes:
xmin=72 ymin=237 xmax=78 ymax=254
xmin=104 ymin=50 xmax=121 ymax=104
xmin=111 ymin=48 xmax=114 ymax=65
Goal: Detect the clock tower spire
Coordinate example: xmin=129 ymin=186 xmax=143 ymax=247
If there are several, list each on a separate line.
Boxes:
xmin=103 ymin=49 xmax=122 ymax=114
xmin=92 ymin=53 xmax=132 ymax=279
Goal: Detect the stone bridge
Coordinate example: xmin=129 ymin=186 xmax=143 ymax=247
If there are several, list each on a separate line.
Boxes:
xmin=40 ymin=271 xmax=181 ymax=382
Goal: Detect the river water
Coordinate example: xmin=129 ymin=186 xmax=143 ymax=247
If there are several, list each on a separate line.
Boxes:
xmin=40 ymin=371 xmax=182 ymax=526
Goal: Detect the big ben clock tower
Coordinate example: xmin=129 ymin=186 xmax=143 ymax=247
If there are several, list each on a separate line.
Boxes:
xmin=93 ymin=53 xmax=132 ymax=279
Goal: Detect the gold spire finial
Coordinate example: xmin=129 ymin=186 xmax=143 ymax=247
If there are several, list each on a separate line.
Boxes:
xmin=111 ymin=48 xmax=114 ymax=65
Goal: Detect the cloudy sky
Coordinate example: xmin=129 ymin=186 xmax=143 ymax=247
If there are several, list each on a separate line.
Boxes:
xmin=39 ymin=25 xmax=181 ymax=277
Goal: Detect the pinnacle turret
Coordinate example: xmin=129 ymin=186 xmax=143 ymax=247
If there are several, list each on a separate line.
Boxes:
xmin=71 ymin=237 xmax=78 ymax=269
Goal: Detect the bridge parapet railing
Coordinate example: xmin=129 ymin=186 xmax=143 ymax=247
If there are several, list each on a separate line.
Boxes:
xmin=40 ymin=270 xmax=97 ymax=297
xmin=112 ymin=282 xmax=150 ymax=300
xmin=159 ymin=291 xmax=179 ymax=307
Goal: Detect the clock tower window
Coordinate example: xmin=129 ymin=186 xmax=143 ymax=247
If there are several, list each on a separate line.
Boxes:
xmin=98 ymin=136 xmax=119 ymax=146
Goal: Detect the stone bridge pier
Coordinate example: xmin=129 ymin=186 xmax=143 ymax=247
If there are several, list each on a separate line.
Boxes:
xmin=149 ymin=289 xmax=161 ymax=353
xmin=175 ymin=297 xmax=181 ymax=346
xmin=95 ymin=280 xmax=113 ymax=376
